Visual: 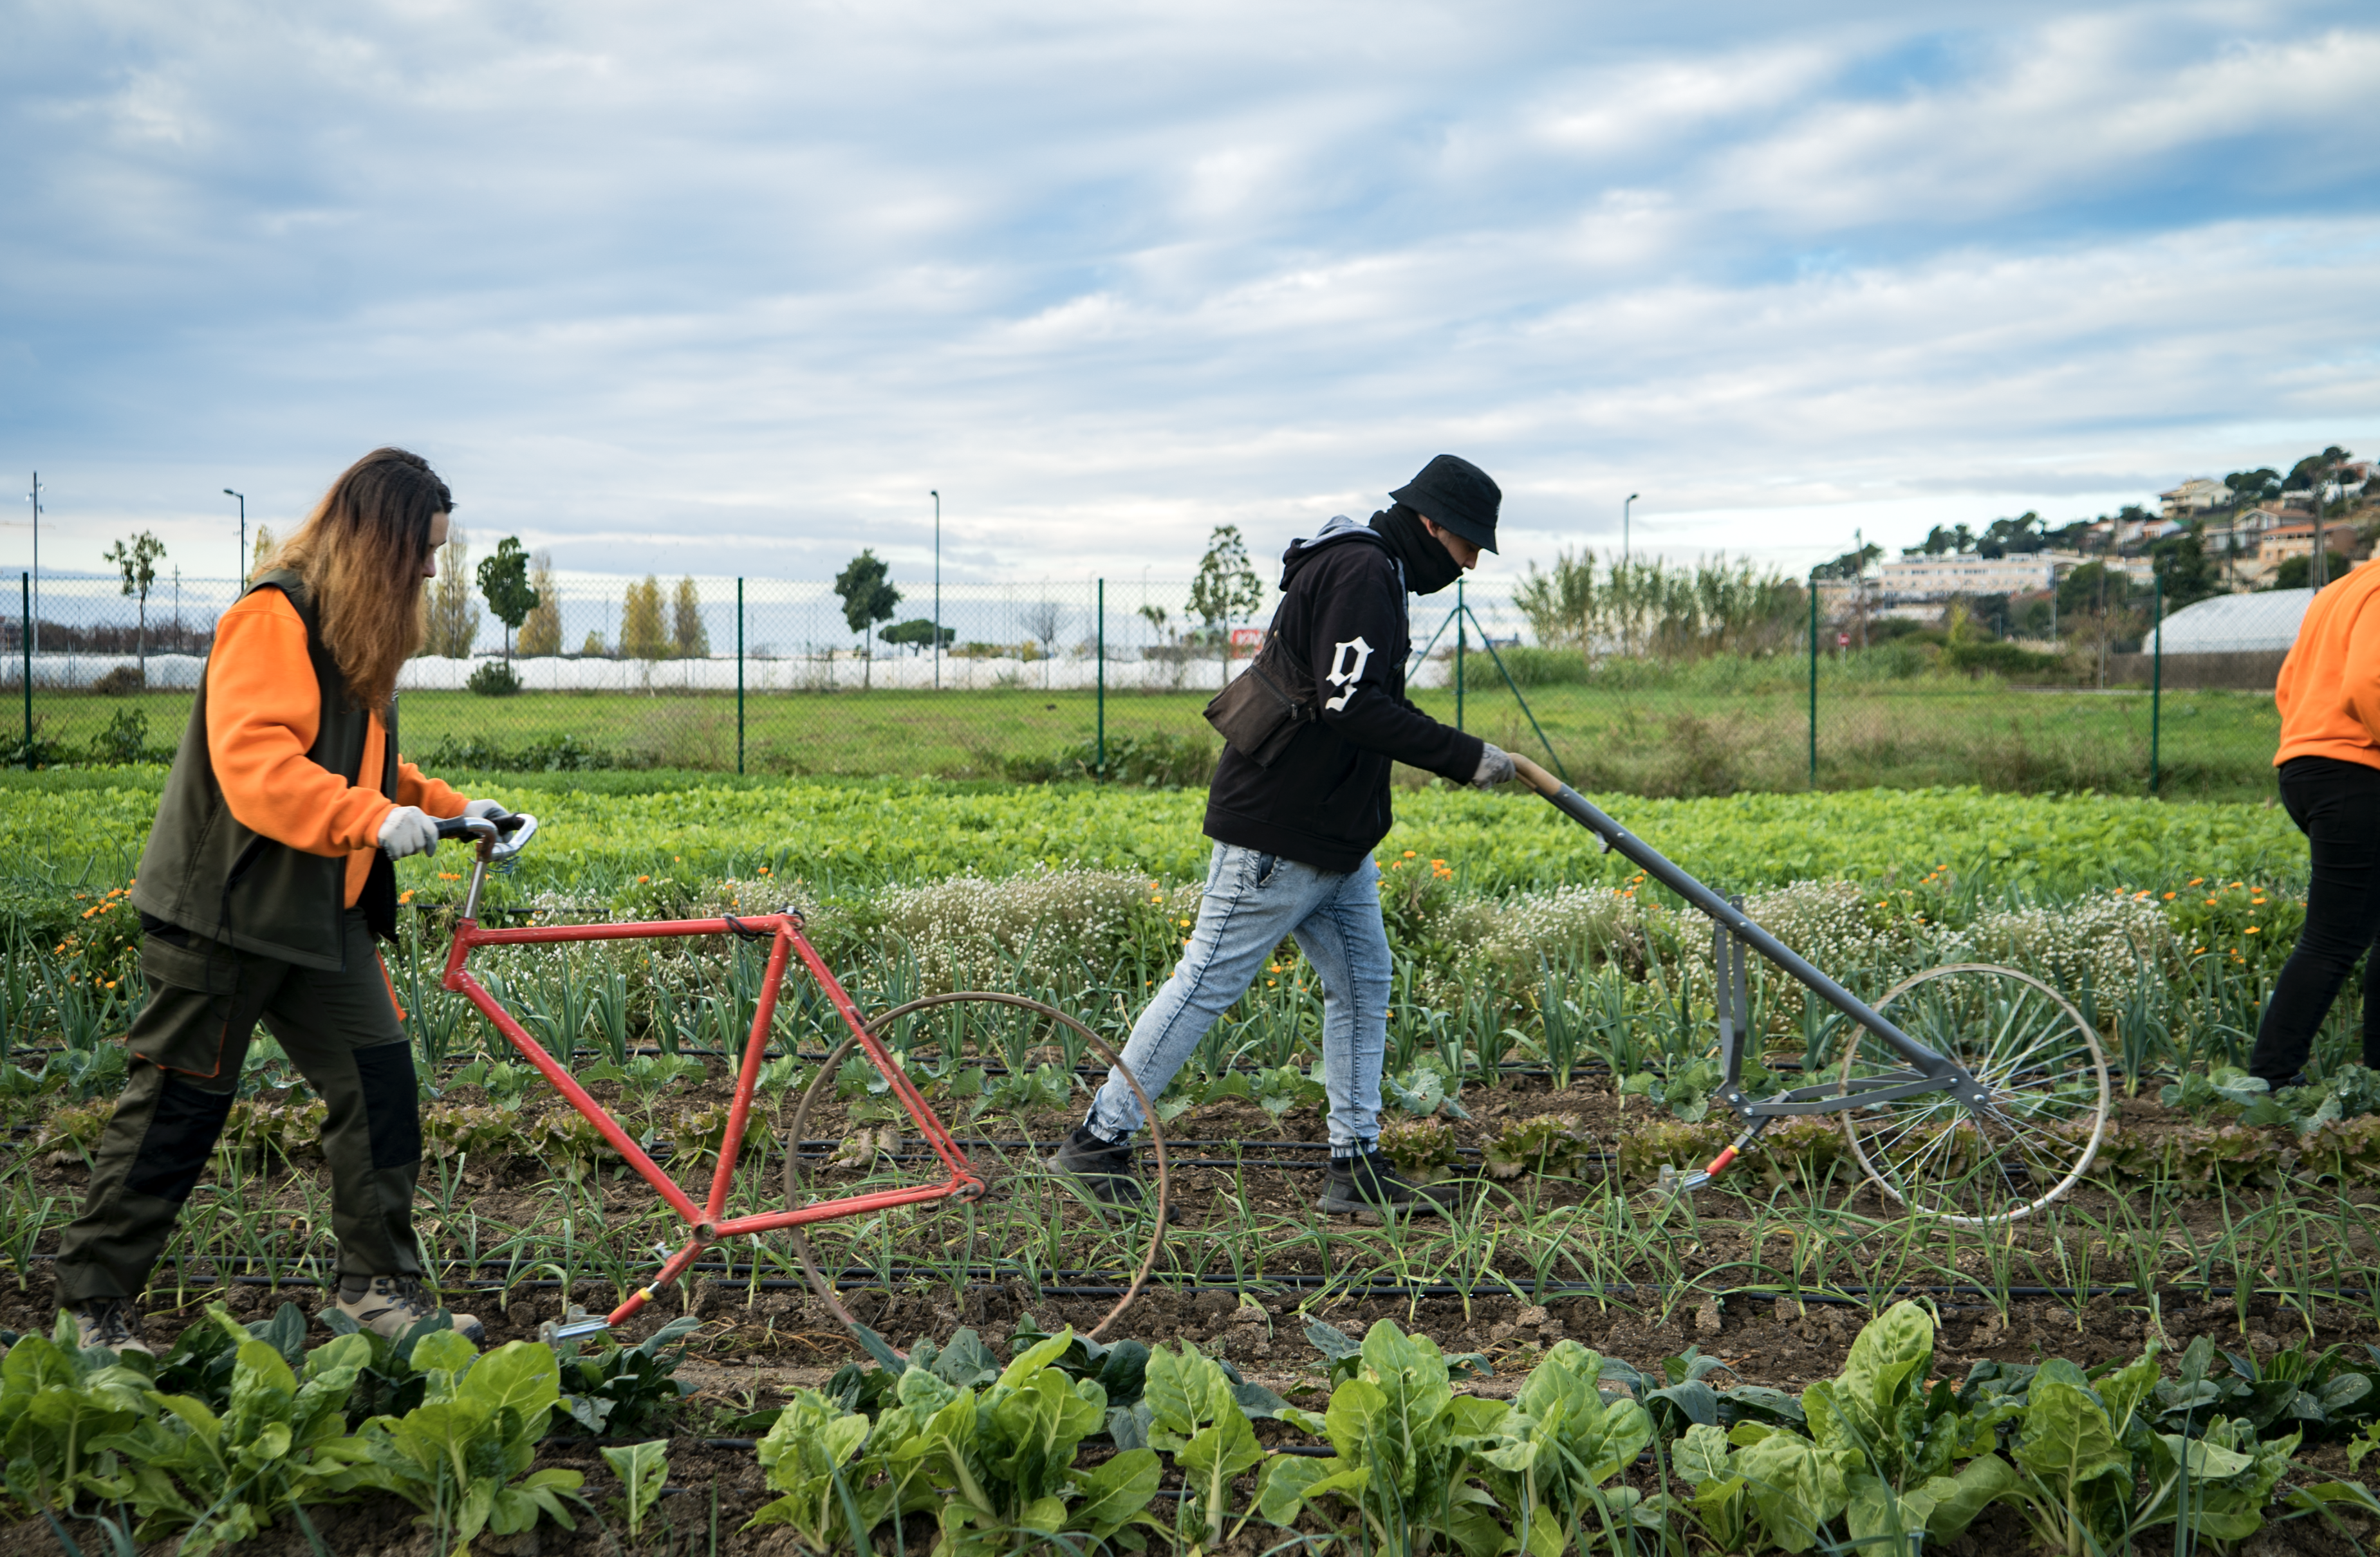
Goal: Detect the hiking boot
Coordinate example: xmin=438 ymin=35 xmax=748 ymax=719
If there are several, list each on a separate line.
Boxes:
xmin=331 ymin=1275 xmax=487 ymax=1345
xmin=69 ymin=1296 xmax=153 ymax=1357
xmin=1317 ymin=1148 xmax=1464 ymax=1221
xmin=1046 ymin=1125 xmax=1149 ymax=1209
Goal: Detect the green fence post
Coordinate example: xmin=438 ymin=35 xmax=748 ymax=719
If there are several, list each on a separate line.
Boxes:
xmin=736 ymin=577 xmax=745 ymax=776
xmin=2150 ymin=569 xmax=2163 ymax=795
xmin=1455 ymin=578 xmax=1465 ymax=732
xmin=19 ymin=572 xmax=29 ymax=760
xmin=1807 ymin=573 xmax=1819 ymax=788
xmin=1095 ymin=577 xmax=1106 ymax=775
xmin=1465 ymin=602 xmax=1568 ymax=782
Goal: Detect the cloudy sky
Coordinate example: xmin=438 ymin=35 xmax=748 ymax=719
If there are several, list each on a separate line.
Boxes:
xmin=4 ymin=0 xmax=2376 ymax=593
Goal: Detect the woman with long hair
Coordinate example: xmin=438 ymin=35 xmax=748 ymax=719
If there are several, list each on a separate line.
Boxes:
xmin=57 ymin=447 xmax=501 ymax=1353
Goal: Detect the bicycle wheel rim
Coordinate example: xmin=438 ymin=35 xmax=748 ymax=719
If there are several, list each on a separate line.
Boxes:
xmin=783 ymin=991 xmax=1169 ymax=1347
xmin=1839 ymin=962 xmax=2110 ymax=1226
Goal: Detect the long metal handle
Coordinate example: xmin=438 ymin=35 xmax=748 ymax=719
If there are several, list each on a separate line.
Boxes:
xmin=1507 ymin=755 xmax=1973 ymax=1092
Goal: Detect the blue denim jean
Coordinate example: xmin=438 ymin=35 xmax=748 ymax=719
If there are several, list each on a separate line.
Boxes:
xmin=1086 ymin=843 xmax=1391 ymax=1150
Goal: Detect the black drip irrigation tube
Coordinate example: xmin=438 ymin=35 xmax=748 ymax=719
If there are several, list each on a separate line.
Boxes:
xmin=29 ymin=1252 xmax=2368 ymax=1307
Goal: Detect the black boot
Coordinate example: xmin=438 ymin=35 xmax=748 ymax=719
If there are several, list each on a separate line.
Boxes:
xmin=1046 ymin=1125 xmax=1146 ymax=1208
xmin=1317 ymin=1147 xmax=1462 ymax=1221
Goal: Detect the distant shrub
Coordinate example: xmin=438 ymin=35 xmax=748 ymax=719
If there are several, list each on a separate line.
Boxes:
xmin=417 ymin=731 xmax=615 ymax=772
xmin=466 ymin=659 xmax=524 ymax=696
xmin=1466 ymin=646 xmax=1587 ymax=688
xmin=87 ymin=706 xmax=173 ymax=764
xmin=1940 ymin=639 xmax=2072 ymax=681
xmin=1066 ymin=731 xmax=1216 ymax=788
xmin=89 ymin=665 xmax=145 ymax=696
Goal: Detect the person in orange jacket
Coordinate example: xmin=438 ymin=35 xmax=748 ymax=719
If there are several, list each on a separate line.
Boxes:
xmin=57 ymin=448 xmax=499 ymax=1354
xmin=2251 ymin=563 xmax=2380 ymax=1090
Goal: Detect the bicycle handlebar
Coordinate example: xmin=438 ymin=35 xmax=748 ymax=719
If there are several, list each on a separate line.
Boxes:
xmin=435 ymin=812 xmax=530 ymax=841
xmin=436 ymin=811 xmax=540 ymax=869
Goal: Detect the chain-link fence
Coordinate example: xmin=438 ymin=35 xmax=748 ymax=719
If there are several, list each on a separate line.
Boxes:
xmin=1 ymin=567 xmax=2311 ymax=798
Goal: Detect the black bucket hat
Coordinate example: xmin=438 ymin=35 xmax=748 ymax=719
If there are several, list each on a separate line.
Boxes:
xmin=1391 ymin=454 xmax=1501 ymax=553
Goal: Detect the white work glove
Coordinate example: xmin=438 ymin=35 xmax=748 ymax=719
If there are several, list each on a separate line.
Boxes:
xmin=1472 ymin=742 xmax=1515 ymax=788
xmin=461 ymin=797 xmax=508 ymax=822
xmin=377 ymin=806 xmax=440 ymax=860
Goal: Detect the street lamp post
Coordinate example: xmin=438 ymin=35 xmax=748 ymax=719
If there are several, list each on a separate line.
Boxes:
xmin=26 ymin=473 xmax=40 ymax=656
xmin=225 ymin=489 xmax=246 ymax=589
xmin=930 ymin=490 xmax=941 ymax=690
xmin=1623 ymin=492 xmax=1639 ymax=563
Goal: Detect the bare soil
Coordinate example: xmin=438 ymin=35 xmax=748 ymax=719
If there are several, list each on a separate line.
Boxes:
xmin=6 ymin=1073 xmax=2377 ymax=1555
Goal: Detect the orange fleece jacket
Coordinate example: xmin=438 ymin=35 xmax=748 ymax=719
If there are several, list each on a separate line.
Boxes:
xmin=207 ymin=589 xmax=467 ymax=905
xmin=2273 ymin=562 xmax=2380 ymax=773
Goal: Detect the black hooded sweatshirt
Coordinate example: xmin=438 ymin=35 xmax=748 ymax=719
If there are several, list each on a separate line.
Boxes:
xmin=1202 ymin=513 xmax=1484 ymax=872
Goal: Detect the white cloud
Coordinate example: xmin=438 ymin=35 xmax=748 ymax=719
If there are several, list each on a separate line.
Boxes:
xmin=1 ymin=1 xmax=2375 ymax=594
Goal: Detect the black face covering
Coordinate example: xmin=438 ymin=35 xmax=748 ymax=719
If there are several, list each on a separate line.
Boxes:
xmin=1370 ymin=503 xmax=1464 ymax=596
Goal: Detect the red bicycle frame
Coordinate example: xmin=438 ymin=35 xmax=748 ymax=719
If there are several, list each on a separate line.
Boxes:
xmin=433 ymin=817 xmax=983 ymax=1335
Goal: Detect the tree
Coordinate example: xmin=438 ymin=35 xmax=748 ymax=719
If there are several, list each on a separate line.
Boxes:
xmin=2285 ymin=447 xmax=2352 ymax=493
xmin=879 ymin=618 xmax=952 ymax=654
xmin=475 ymin=535 xmax=539 ymax=664
xmin=1187 ymin=524 xmax=1265 ymax=687
xmin=579 ymin=629 xmax=608 ymax=657
xmin=102 ymin=530 xmax=166 ymax=683
xmin=2056 ymin=560 xmax=2146 ymax=686
xmin=2226 ymin=467 xmax=2282 ymax=502
xmin=420 ymin=526 xmax=480 ymax=657
xmin=1514 ymin=549 xmax=1595 ymax=649
xmin=620 ymin=575 xmax=667 ymax=659
xmin=1813 ymin=541 xmax=1881 ymax=580
xmin=2044 ymin=516 xmax=2098 ymax=551
xmin=516 ymin=551 xmax=562 ymax=656
xmin=2148 ymin=525 xmax=2221 ymax=612
xmin=672 ymin=576 xmax=709 ymax=658
xmin=832 ymin=550 xmax=900 ymax=688
xmin=250 ymin=524 xmax=277 ymax=578
xmin=1977 ymin=512 xmax=2045 ymax=558
xmin=1022 ymin=602 xmax=1065 ymax=676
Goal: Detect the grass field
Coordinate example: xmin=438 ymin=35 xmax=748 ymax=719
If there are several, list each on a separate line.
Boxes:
xmin=18 ymin=667 xmax=2285 ymax=798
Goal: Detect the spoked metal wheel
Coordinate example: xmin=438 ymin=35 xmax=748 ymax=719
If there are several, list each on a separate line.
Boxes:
xmin=1838 ymin=963 xmax=2110 ymax=1225
xmin=783 ymin=991 xmax=1169 ymax=1345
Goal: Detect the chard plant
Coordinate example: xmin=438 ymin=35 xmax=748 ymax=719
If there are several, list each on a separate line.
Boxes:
xmin=752 ymin=1324 xmax=1162 ymax=1556
xmin=310 ymin=1333 xmax=586 ymax=1556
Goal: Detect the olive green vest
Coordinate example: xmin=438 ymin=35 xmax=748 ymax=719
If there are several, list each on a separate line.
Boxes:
xmin=130 ymin=569 xmax=402 ymax=971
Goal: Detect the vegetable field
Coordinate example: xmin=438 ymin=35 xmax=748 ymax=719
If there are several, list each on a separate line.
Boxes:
xmin=5 ymin=771 xmax=2377 ymax=1554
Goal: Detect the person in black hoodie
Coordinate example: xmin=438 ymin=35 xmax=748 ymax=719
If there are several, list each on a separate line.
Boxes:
xmin=1051 ymin=454 xmax=1515 ymax=1219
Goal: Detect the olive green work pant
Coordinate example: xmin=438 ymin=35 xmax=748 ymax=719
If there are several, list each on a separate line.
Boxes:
xmin=54 ymin=909 xmax=425 ymax=1304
